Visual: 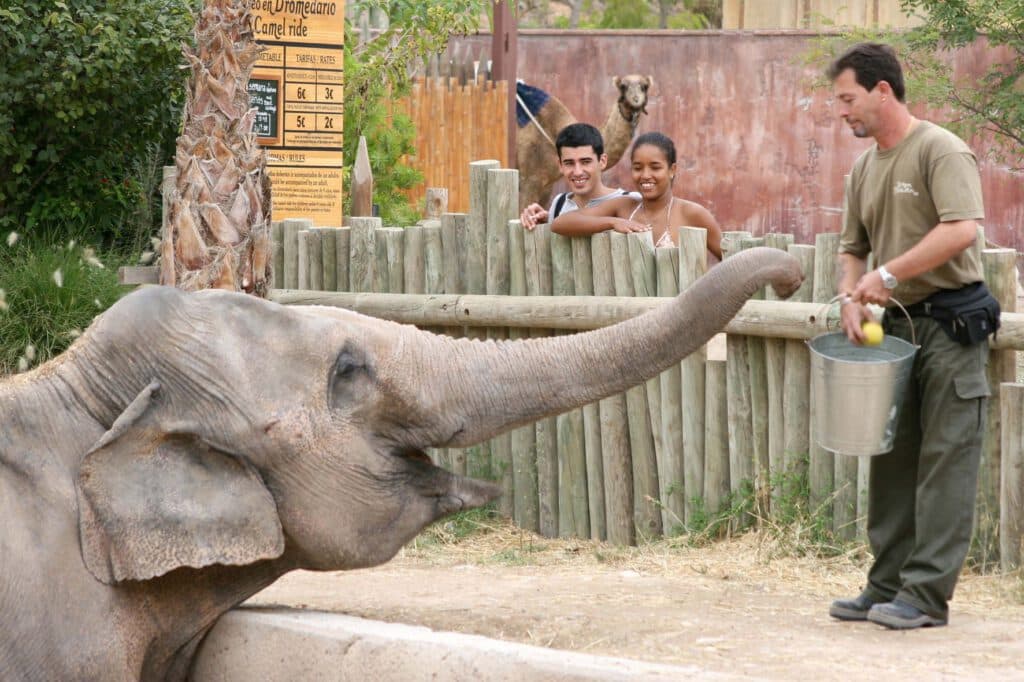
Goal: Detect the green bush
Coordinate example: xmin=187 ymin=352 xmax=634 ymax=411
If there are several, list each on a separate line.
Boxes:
xmin=0 ymin=236 xmax=128 ymax=375
xmin=0 ymin=1 xmax=196 ymax=247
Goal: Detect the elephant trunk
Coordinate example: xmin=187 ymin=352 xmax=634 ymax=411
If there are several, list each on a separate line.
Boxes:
xmin=427 ymin=247 xmax=802 ymax=448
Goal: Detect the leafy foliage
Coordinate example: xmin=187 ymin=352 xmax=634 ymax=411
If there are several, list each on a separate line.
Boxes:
xmin=0 ymin=236 xmax=128 ymax=375
xmin=0 ymin=1 xmax=196 ymax=245
xmin=521 ymin=0 xmax=716 ymax=29
xmin=897 ymin=0 xmax=1023 ymax=169
xmin=342 ymin=23 xmax=422 ymax=225
xmin=343 ymin=2 xmax=491 ymax=224
xmin=808 ymin=1 xmax=1023 ymax=170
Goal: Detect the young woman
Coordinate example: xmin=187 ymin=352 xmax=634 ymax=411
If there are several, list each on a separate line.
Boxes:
xmin=551 ymin=131 xmax=723 ymax=260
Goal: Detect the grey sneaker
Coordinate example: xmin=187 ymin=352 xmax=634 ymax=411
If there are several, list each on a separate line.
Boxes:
xmin=829 ymin=594 xmax=879 ymax=621
xmin=867 ymin=599 xmax=947 ymax=629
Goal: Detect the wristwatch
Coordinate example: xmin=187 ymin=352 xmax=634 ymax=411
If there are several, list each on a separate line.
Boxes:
xmin=877 ymin=265 xmax=898 ymax=289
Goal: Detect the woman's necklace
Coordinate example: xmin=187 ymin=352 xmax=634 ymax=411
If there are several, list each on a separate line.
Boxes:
xmin=640 ymin=196 xmax=675 ymax=231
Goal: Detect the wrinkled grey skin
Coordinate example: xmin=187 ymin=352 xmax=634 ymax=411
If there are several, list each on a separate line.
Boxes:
xmin=0 ymin=247 xmax=801 ymax=680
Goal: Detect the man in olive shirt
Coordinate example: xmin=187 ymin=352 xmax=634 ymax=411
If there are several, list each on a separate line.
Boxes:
xmin=827 ymin=43 xmax=992 ymax=629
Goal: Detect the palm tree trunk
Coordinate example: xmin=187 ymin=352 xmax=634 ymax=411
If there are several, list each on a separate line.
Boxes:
xmin=160 ymin=0 xmax=273 ymax=297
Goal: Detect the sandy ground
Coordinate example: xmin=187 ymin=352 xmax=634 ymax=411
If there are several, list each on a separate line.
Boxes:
xmin=248 ymin=521 xmax=1024 ymax=681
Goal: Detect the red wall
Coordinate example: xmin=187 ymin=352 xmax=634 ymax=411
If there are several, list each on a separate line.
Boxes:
xmin=454 ymin=30 xmax=1022 ymax=262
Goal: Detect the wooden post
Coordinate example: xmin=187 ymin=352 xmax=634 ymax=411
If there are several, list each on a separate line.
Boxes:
xmin=440 ymin=213 xmax=467 ymax=295
xmin=656 ymin=245 xmax=684 ymax=533
xmin=348 ymin=216 xmax=378 ymax=293
xmin=678 ymin=227 xmax=709 ymax=526
xmin=422 ymin=221 xmax=444 ymax=297
xmin=490 ymin=0 xmax=517 ymax=168
xmin=384 ymin=228 xmax=405 ymax=294
xmin=810 ymin=232 xmax=838 ymax=520
xmin=524 ymin=224 xmax=558 ymax=537
xmin=613 ymin=232 xmax=661 ymax=539
xmin=466 ymin=160 xmax=499 ymax=298
xmin=551 ymin=232 xmax=588 ymax=538
xmin=980 ymin=248 xmax=1019 ymax=562
xmin=306 ymin=229 xmax=324 ymax=291
xmin=352 ymin=135 xmax=373 ymax=217
xmin=763 ymin=232 xmax=793 ymax=511
xmin=722 ymin=231 xmax=753 ymax=525
xmin=425 ymin=188 xmax=449 ymax=220
xmin=281 ymin=218 xmax=311 ymax=290
xmin=592 ymin=232 xmax=634 ymax=546
xmin=271 ymin=221 xmax=284 ymax=290
xmin=321 ymin=228 xmax=338 ymax=292
xmin=372 ymin=228 xmax=390 ymax=294
xmin=1000 ymin=383 xmax=1024 ymax=571
xmin=782 ymin=244 xmax=815 ymax=504
xmin=297 ymin=230 xmax=310 ymax=290
xmin=403 ymin=225 xmax=425 ymax=295
xmin=573 ymin=236 xmax=606 ymax=541
xmin=486 ymin=169 xmax=517 ymax=519
xmin=509 ymin=220 xmax=539 ymax=532
xmin=334 ymin=227 xmax=350 ymax=292
xmin=741 ymin=236 xmax=769 ymax=516
xmin=704 ymin=359 xmax=730 ymax=516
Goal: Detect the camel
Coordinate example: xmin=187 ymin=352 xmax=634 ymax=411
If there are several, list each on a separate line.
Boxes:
xmin=515 ymin=74 xmax=652 ymax=211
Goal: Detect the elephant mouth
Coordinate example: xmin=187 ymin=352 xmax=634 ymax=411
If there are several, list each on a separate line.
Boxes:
xmin=392 ymin=444 xmax=433 ymax=465
xmin=388 ymin=443 xmax=501 ymax=512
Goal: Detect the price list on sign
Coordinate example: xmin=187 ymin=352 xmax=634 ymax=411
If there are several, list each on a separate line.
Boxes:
xmin=247 ymin=0 xmax=345 ymax=225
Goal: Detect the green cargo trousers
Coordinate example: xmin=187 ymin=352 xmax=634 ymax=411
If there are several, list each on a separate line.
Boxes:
xmin=861 ymin=313 xmax=990 ymax=620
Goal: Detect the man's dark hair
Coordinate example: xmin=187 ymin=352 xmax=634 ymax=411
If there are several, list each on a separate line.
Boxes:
xmin=632 ymin=131 xmax=676 ymax=166
xmin=555 ymin=123 xmax=605 ymax=157
xmin=826 ymin=42 xmax=906 ymax=102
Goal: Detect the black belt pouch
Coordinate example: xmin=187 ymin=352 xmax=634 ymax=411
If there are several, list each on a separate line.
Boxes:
xmin=924 ymin=282 xmax=1001 ymax=346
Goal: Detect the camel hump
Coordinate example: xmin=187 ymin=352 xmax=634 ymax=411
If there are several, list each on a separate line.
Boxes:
xmin=515 ymin=81 xmax=551 ymax=127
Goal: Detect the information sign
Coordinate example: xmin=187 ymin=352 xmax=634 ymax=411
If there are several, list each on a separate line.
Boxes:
xmin=247 ymin=0 xmax=345 ymax=225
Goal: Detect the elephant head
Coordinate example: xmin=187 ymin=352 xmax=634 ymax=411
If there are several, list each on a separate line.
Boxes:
xmin=1 ymin=245 xmax=799 ymax=678
xmin=63 ymin=246 xmax=800 ymax=584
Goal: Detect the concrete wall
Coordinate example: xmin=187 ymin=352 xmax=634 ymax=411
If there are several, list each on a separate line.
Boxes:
xmin=452 ymin=31 xmax=1021 ymax=266
xmin=192 ymin=608 xmax=729 ymax=681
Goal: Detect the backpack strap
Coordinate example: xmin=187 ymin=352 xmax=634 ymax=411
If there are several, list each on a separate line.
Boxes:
xmin=553 ymin=192 xmax=569 ymax=218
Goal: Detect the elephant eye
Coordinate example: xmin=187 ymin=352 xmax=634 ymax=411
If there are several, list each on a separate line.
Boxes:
xmin=328 ymin=345 xmax=374 ymax=409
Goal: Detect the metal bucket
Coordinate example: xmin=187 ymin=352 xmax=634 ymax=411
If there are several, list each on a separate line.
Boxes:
xmin=808 ymin=330 xmax=918 ymax=456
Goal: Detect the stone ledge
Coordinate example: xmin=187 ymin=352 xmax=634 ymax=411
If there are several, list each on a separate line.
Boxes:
xmin=192 ymin=607 xmax=732 ymax=681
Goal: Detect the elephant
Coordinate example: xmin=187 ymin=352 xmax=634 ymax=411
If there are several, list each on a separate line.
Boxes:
xmin=0 ymin=246 xmax=801 ymax=680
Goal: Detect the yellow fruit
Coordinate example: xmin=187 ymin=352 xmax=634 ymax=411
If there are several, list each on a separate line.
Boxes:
xmin=861 ymin=321 xmax=884 ymax=346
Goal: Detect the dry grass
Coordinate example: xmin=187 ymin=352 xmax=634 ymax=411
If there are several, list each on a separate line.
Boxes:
xmin=401 ymin=512 xmax=1024 ymax=616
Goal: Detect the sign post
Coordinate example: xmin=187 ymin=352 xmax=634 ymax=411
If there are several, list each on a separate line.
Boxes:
xmin=248 ymin=0 xmax=346 ymax=225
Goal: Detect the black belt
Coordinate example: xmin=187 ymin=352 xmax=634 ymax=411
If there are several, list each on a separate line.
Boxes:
xmin=895 ymin=282 xmax=985 ymax=318
xmin=899 ymin=301 xmax=934 ymax=317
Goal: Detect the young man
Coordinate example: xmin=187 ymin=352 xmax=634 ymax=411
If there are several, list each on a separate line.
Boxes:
xmin=519 ymin=123 xmax=637 ymax=230
xmin=827 ymin=42 xmax=999 ymax=630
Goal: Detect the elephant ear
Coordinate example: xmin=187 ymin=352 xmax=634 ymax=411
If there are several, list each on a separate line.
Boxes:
xmin=76 ymin=381 xmax=284 ymax=584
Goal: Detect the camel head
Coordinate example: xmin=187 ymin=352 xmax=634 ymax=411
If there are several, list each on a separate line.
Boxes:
xmin=613 ymin=74 xmax=653 ymax=119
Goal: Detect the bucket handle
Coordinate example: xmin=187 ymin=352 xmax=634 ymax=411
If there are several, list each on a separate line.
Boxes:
xmin=822 ymin=295 xmax=918 ymax=346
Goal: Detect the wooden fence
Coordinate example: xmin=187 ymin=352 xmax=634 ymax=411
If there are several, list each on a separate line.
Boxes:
xmin=393 ymin=77 xmax=509 ymax=214
xmin=267 ymin=161 xmax=1024 ymax=569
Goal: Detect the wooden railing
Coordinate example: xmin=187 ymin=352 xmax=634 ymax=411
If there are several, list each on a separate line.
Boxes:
xmin=266 ymin=161 xmax=1024 ymax=571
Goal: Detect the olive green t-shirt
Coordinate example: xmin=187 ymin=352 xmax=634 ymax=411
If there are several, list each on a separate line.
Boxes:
xmin=839 ymin=120 xmax=985 ymax=305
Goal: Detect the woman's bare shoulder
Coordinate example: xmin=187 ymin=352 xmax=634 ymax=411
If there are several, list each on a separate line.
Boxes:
xmin=674 ymin=197 xmax=715 ymax=224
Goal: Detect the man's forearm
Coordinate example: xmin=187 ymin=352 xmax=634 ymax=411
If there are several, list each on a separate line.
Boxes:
xmin=881 ymin=220 xmax=978 ymax=282
xmin=837 ymin=252 xmax=867 ymax=296
xmin=551 ymin=213 xmax=617 ymax=236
